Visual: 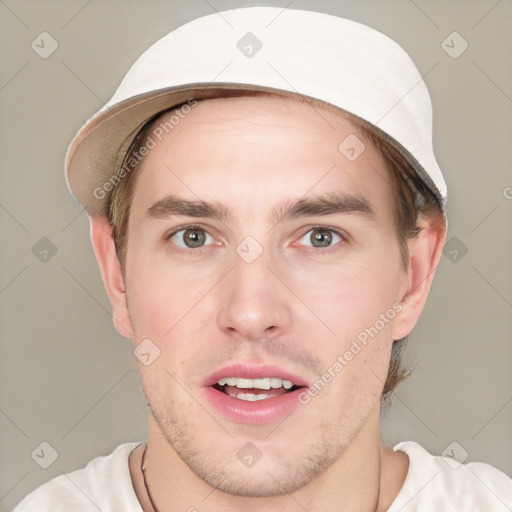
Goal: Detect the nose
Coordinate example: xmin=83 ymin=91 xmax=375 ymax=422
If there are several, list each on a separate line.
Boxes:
xmin=216 ymin=249 xmax=292 ymax=341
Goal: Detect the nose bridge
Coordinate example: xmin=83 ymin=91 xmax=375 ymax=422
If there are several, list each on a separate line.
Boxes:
xmin=216 ymin=242 xmax=291 ymax=339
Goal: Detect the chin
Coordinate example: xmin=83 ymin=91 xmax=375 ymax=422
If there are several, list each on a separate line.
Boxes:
xmin=184 ymin=456 xmax=326 ymax=497
xmin=146 ymin=382 xmax=367 ymax=497
xmin=165 ymin=427 xmax=344 ymax=498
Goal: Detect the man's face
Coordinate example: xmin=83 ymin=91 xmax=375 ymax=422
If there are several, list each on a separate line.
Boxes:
xmin=123 ymin=95 xmax=408 ymax=496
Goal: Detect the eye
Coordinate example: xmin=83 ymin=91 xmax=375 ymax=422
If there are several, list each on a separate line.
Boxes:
xmin=298 ymin=228 xmax=343 ymax=248
xmin=169 ymin=227 xmax=215 ymax=249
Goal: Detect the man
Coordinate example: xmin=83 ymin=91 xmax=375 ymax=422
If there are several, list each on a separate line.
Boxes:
xmin=14 ymin=6 xmax=512 ymax=511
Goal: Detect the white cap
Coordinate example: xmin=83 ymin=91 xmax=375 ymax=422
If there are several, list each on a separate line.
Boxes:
xmin=65 ymin=6 xmax=447 ymax=216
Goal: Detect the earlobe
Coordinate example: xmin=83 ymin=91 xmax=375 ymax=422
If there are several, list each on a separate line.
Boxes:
xmin=90 ymin=216 xmax=133 ymax=339
xmin=392 ymin=217 xmax=447 ymax=340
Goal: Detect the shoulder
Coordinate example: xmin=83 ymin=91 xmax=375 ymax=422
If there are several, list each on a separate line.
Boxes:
xmin=389 ymin=441 xmax=512 ymax=511
xmin=12 ymin=442 xmax=142 ymax=512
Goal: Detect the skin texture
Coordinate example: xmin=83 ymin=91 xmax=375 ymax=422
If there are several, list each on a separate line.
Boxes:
xmin=91 ymin=95 xmax=445 ymax=511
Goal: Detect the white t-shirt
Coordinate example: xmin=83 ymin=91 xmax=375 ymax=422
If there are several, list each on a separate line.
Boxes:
xmin=13 ymin=441 xmax=512 ymax=511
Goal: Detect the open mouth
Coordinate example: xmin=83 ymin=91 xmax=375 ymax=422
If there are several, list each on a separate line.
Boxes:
xmin=202 ymin=367 xmax=308 ymax=423
xmin=213 ymin=377 xmax=301 ymax=402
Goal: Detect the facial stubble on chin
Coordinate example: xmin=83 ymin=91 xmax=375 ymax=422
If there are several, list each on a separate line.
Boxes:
xmin=143 ymin=373 xmax=375 ymax=499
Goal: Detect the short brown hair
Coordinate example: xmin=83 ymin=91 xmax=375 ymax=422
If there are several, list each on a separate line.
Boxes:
xmin=107 ymin=90 xmax=444 ymax=400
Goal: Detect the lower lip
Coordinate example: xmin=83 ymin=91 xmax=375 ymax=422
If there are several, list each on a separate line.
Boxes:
xmin=202 ymin=386 xmax=303 ymax=425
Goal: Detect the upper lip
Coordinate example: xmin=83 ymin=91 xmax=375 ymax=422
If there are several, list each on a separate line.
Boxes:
xmin=202 ymin=363 xmax=310 ymax=388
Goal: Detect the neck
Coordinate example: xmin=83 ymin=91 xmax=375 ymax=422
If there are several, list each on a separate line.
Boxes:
xmin=130 ymin=410 xmax=408 ymax=512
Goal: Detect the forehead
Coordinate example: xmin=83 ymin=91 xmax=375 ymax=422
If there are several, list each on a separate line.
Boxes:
xmin=128 ymin=94 xmax=394 ymax=222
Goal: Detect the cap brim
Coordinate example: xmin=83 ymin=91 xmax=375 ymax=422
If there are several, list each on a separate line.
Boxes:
xmin=65 ymin=84 xmax=307 ymax=217
xmin=66 ymin=83 xmax=444 ymax=217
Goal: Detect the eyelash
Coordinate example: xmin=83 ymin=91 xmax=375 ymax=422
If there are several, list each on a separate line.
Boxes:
xmin=165 ymin=224 xmax=347 ymax=255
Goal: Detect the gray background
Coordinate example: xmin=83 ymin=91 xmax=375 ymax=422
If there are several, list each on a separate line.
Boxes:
xmin=1 ymin=0 xmax=511 ymax=509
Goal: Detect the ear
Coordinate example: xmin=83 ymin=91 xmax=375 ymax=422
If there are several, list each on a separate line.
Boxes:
xmin=392 ymin=215 xmax=447 ymax=340
xmin=90 ymin=215 xmax=133 ymax=339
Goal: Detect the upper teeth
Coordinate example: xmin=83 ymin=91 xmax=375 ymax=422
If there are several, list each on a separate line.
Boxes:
xmin=217 ymin=377 xmax=294 ymax=390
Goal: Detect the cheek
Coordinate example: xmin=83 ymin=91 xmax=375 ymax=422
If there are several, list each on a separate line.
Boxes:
xmin=125 ymin=260 xmax=184 ymax=345
xmin=286 ymin=254 xmax=402 ymax=405
xmin=125 ymin=258 xmax=221 ymax=378
xmin=291 ymin=256 xmax=402 ymax=344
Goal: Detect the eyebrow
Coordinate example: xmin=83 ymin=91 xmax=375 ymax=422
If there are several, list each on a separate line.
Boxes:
xmin=145 ymin=192 xmax=374 ymax=224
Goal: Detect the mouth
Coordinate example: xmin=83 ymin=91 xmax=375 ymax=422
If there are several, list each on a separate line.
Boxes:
xmin=213 ymin=377 xmax=301 ymax=401
xmin=202 ymin=365 xmax=309 ymax=424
